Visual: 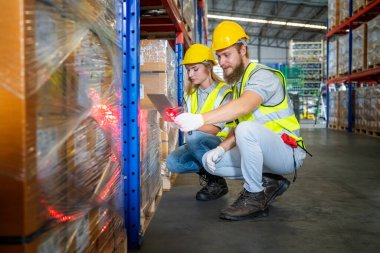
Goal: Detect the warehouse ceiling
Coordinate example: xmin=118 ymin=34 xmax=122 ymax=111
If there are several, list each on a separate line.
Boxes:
xmin=207 ymin=0 xmax=328 ymax=49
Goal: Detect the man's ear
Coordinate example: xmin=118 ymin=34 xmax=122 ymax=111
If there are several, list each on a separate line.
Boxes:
xmin=240 ymin=45 xmax=247 ymax=57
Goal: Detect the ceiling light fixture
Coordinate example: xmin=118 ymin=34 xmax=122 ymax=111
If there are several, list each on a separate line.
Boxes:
xmin=207 ymin=14 xmax=327 ymax=30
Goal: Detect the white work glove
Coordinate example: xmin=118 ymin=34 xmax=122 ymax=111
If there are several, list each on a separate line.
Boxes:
xmin=205 ymin=146 xmax=225 ymax=173
xmin=174 ymin=113 xmax=204 ymax=132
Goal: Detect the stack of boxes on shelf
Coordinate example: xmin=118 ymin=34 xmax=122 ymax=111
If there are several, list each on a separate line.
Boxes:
xmin=327 ymin=0 xmax=380 ymax=135
xmin=328 ymin=92 xmax=340 ymax=128
xmin=367 ymin=15 xmax=380 ymax=68
xmin=328 ymin=0 xmax=380 ymax=76
xmin=181 ymin=0 xmax=195 ymax=39
xmin=0 ymin=1 xmax=127 ymax=252
xmin=354 ymin=86 xmax=380 ymax=134
xmin=139 ymin=39 xmax=179 ymax=231
xmin=289 ymin=41 xmax=323 ymax=119
xmin=352 ymin=23 xmax=368 ymax=72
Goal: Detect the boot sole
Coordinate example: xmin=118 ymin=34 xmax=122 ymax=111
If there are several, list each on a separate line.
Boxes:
xmin=219 ymin=208 xmax=269 ymax=221
xmin=196 ymin=188 xmax=228 ymax=201
xmin=266 ymin=180 xmax=290 ymax=205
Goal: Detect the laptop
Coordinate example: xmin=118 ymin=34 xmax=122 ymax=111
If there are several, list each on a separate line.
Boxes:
xmin=147 ymin=94 xmax=182 ymax=122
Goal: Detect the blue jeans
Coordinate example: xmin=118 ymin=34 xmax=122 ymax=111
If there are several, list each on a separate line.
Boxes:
xmin=166 ymin=131 xmax=222 ymax=174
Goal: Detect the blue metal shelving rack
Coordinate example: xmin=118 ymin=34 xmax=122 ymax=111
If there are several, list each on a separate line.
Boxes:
xmin=326 ymin=0 xmax=380 ymax=132
xmin=122 ymin=0 xmax=141 ymax=248
xmin=176 ymin=32 xmax=184 ymax=145
xmin=122 ymin=0 xmax=206 ymax=248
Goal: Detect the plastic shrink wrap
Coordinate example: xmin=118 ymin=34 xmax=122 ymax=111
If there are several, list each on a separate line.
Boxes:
xmin=367 ymin=15 xmax=380 ymax=67
xmin=338 ymin=34 xmax=349 ymax=75
xmin=139 ymin=39 xmax=178 ymax=222
xmin=328 ymin=91 xmax=339 ymax=127
xmin=352 ymin=23 xmax=367 ymax=72
xmin=0 ymin=0 xmax=127 ymax=252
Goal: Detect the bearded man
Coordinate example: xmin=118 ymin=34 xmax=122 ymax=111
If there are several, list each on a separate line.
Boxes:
xmin=175 ymin=21 xmax=308 ymax=221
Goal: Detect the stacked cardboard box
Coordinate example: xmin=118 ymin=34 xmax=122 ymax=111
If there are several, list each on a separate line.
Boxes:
xmin=338 ymin=34 xmax=349 ymax=75
xmin=355 ymin=87 xmax=367 ymax=130
xmin=329 ymin=39 xmax=339 ymax=78
xmin=182 ymin=0 xmax=195 ymax=38
xmin=140 ymin=40 xmax=179 ymax=192
xmin=367 ymin=15 xmax=380 ymax=67
xmin=0 ymin=0 xmax=127 ymax=252
xmin=366 ymin=86 xmax=380 ymax=132
xmin=139 ymin=109 xmax=162 ymax=223
xmin=338 ymin=90 xmax=355 ymax=129
xmin=339 ymin=0 xmax=349 ymax=23
xmin=329 ymin=91 xmax=340 ymax=128
xmin=140 ymin=39 xmax=177 ymax=109
xmin=328 ymin=0 xmax=340 ymax=29
xmin=354 ymin=0 xmax=366 ymax=12
xmin=352 ymin=23 xmax=368 ymax=72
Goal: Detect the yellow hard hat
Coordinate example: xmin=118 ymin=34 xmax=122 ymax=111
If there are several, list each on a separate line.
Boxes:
xmin=182 ymin=44 xmax=217 ymax=66
xmin=211 ymin=21 xmax=249 ymax=51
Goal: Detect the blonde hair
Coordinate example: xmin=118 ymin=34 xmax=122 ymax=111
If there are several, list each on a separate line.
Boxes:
xmin=185 ymin=61 xmax=224 ymax=96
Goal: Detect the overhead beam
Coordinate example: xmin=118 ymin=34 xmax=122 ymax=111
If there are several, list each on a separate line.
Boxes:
xmin=207 ymin=20 xmax=325 ymax=34
xmin=289 ymin=7 xmax=326 ymax=40
xmin=208 ymin=28 xmax=294 ymax=44
xmin=232 ymin=0 xmax=237 ymax=12
xmin=207 ymin=39 xmax=288 ymax=49
xmin=251 ymin=0 xmax=262 ymax=13
xmin=208 ymin=8 xmax=326 ymax=24
xmin=290 ymin=3 xmax=305 ymax=17
xmin=257 ymin=0 xmax=327 ymax=8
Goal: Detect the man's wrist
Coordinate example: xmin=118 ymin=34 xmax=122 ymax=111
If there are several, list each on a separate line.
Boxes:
xmin=218 ymin=144 xmax=227 ymax=152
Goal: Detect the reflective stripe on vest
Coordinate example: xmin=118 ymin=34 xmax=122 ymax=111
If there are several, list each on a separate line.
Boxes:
xmin=185 ymin=82 xmax=232 ymax=138
xmin=233 ymin=63 xmax=303 ymax=144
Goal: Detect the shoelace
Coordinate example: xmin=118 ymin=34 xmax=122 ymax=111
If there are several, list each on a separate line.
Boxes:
xmin=199 ymin=173 xmax=208 ymax=187
xmin=231 ymin=190 xmax=250 ymax=207
xmin=231 ymin=190 xmax=263 ymax=208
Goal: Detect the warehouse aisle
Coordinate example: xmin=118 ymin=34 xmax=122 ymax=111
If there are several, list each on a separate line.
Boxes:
xmin=131 ymin=128 xmax=380 ymax=253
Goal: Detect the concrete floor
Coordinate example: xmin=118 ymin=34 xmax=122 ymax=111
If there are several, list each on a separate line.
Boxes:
xmin=131 ymin=128 xmax=380 ymax=253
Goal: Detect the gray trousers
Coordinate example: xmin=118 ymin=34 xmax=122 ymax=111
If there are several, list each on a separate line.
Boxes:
xmin=202 ymin=121 xmax=307 ymax=193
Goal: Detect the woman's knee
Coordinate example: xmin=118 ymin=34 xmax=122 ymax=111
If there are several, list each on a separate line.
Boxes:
xmin=185 ymin=130 xmax=204 ymax=145
xmin=165 ymin=154 xmax=179 ymax=173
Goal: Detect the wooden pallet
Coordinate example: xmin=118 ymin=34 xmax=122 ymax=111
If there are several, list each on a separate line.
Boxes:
xmin=355 ymin=128 xmax=368 ymax=134
xmin=353 ymin=5 xmax=365 ymax=14
xmin=355 ymin=128 xmax=380 ymax=138
xmin=366 ymin=130 xmax=380 ymax=138
xmin=339 ymin=126 xmax=348 ymax=131
xmin=368 ymin=64 xmax=380 ymax=69
xmin=352 ymin=68 xmax=364 ymax=73
xmin=141 ymin=185 xmax=163 ymax=234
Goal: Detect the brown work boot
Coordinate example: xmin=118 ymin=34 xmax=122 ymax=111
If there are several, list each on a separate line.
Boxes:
xmin=262 ymin=173 xmax=290 ymax=206
xmin=196 ymin=168 xmax=228 ymax=201
xmin=219 ymin=190 xmax=268 ymax=221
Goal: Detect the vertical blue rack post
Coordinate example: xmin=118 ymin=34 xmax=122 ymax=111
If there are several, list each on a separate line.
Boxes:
xmin=176 ymin=32 xmax=184 ymax=145
xmin=122 ymin=0 xmax=141 ymax=248
xmin=347 ymin=0 xmax=353 ymax=132
xmin=326 ymin=18 xmax=330 ymax=128
xmin=193 ymin=0 xmax=197 ymax=42
xmin=197 ymin=0 xmax=203 ymax=43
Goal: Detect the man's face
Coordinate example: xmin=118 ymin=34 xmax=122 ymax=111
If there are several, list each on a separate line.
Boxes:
xmin=215 ymin=45 xmax=245 ymax=84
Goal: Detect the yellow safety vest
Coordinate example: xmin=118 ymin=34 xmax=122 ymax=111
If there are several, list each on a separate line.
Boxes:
xmin=186 ymin=82 xmax=233 ymax=138
xmin=233 ymin=62 xmax=304 ymax=146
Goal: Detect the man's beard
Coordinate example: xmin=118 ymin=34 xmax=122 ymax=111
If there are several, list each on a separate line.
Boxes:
xmin=223 ymin=61 xmax=245 ymax=84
